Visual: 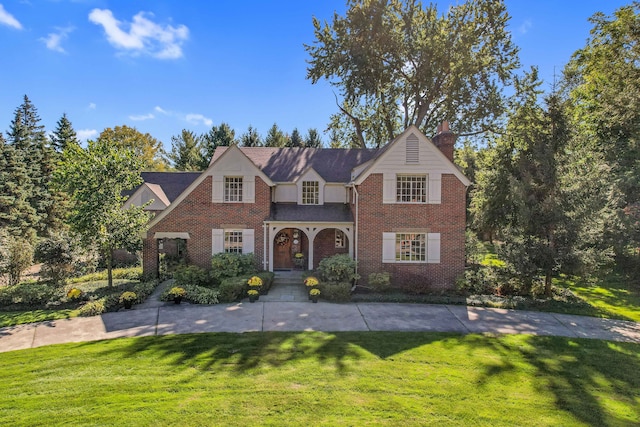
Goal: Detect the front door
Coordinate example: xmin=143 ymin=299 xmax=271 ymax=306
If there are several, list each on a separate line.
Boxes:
xmin=274 ymin=229 xmax=292 ymax=269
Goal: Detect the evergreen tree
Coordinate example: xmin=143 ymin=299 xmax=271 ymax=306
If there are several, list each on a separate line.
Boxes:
xmin=287 ymin=128 xmax=304 ymax=148
xmin=305 ymin=128 xmax=322 ymax=148
xmin=169 ymin=129 xmax=204 ymax=171
xmin=240 ymin=125 xmax=262 ymax=147
xmin=6 ymin=95 xmax=55 ymax=237
xmin=50 ymin=113 xmax=80 ymax=153
xmin=264 ymin=123 xmax=288 ymax=147
xmin=202 ymin=123 xmax=236 ymax=167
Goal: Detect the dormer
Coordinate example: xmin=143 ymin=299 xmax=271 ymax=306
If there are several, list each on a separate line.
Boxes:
xmin=296 ymin=167 xmax=325 ymax=205
xmin=124 ymin=183 xmax=170 ymax=211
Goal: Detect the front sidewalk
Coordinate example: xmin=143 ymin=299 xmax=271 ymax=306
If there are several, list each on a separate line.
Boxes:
xmin=1 ymin=302 xmax=639 ymax=353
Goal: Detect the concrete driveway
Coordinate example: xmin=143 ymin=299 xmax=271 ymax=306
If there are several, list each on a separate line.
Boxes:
xmin=1 ymin=302 xmax=639 ymax=353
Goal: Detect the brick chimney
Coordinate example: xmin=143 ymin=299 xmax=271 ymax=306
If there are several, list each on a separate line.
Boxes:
xmin=431 ymin=120 xmax=456 ymax=162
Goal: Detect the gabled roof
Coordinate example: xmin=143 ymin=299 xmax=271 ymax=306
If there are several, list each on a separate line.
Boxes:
xmin=124 ymin=171 xmax=201 ymax=202
xmin=142 ymin=183 xmax=170 ymax=206
xmin=210 ymin=147 xmax=379 ymax=183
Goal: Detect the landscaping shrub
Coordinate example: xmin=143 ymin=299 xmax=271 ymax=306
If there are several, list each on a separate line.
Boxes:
xmin=218 ymin=276 xmax=250 ymax=302
xmin=184 ymin=285 xmax=220 ymax=304
xmin=255 ymin=271 xmax=275 ymax=293
xmin=0 ymin=235 xmax=34 ymax=286
xmin=319 ymin=282 xmax=351 ymax=302
xmin=67 ymin=267 xmax=143 ymax=284
xmin=316 ymin=254 xmax=359 ymax=283
xmin=456 ymin=266 xmax=500 ymax=295
xmin=0 ymin=281 xmax=60 ymax=307
xmin=78 ymin=299 xmax=106 ymax=316
xmin=172 ymin=264 xmax=212 ymax=287
xmin=367 ymin=272 xmax=391 ymax=292
xmin=210 ymin=253 xmax=256 ymax=281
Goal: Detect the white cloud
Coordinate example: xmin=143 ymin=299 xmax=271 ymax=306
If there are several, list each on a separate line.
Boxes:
xmin=519 ymin=20 xmax=532 ymax=35
xmin=77 ymin=129 xmax=98 ymax=141
xmin=88 ymin=102 xmax=96 ymax=110
xmin=88 ymin=8 xmax=188 ymax=59
xmin=40 ymin=26 xmax=74 ymax=53
xmin=129 ymin=113 xmax=154 ymax=121
xmin=154 ymin=105 xmax=168 ymax=115
xmin=0 ymin=4 xmax=22 ymax=29
xmin=186 ymin=113 xmax=213 ymax=127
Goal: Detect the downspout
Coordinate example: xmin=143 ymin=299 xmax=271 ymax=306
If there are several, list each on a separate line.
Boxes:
xmin=263 ymin=222 xmax=268 ymax=271
xmin=351 ymin=184 xmax=359 ymax=284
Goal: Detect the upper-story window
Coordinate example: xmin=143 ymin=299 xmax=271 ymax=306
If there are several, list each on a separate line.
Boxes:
xmin=302 ymin=181 xmax=319 ymax=205
xmin=396 ymin=175 xmax=426 ymax=203
xmin=224 ymin=177 xmax=243 ymax=202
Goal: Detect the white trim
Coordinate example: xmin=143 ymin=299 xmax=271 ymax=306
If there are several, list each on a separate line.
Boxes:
xmin=243 ymin=229 xmax=255 ymax=254
xmin=153 ymin=232 xmax=190 ymax=239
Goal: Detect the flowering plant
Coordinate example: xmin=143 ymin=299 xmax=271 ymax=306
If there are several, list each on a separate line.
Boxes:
xmin=247 ymin=289 xmax=259 ymax=296
xmin=247 ymin=276 xmax=263 ymax=287
xmin=294 ymin=252 xmax=304 ymax=259
xmin=309 ymin=288 xmax=321 ymax=296
xmin=304 ymin=276 xmax=319 ymax=287
xmin=66 ymin=288 xmax=83 ymax=300
xmin=119 ymin=291 xmax=137 ymax=303
xmin=168 ymin=287 xmax=186 ymax=298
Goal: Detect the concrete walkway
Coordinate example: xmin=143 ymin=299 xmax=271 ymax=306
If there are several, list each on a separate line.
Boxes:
xmin=1 ymin=300 xmax=639 ymax=353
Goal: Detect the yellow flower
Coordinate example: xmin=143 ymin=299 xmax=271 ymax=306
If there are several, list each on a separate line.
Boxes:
xmin=67 ymin=288 xmax=82 ymax=299
xmin=304 ymin=276 xmax=319 ymax=287
xmin=247 ymin=289 xmax=259 ymax=296
xmin=310 ymin=288 xmax=321 ymax=296
xmin=247 ymin=276 xmax=263 ymax=287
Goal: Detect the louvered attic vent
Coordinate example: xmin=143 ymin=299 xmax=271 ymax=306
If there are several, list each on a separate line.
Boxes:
xmin=406 ymin=134 xmax=419 ymax=164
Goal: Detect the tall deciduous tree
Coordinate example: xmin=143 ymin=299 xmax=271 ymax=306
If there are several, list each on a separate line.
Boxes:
xmin=169 ymin=130 xmax=204 ymax=171
xmin=306 ymin=0 xmax=519 ymax=147
xmin=56 ymin=138 xmax=150 ymax=287
xmin=98 ymin=125 xmax=168 ymax=171
xmin=240 ymin=125 xmax=262 ymax=147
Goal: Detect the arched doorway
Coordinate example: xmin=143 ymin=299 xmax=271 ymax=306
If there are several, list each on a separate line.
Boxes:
xmin=273 ymin=228 xmax=308 ymax=270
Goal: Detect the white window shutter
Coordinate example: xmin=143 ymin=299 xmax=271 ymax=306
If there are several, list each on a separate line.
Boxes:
xmin=212 ymin=176 xmax=224 ymax=203
xmin=242 ymin=229 xmax=255 ymax=254
xmin=212 ymin=229 xmax=224 ymax=254
xmin=382 ymin=232 xmax=396 ymax=263
xmin=427 ymin=233 xmax=440 ymax=263
xmin=382 ymin=174 xmax=396 ymax=204
xmin=244 ymin=176 xmax=255 ymax=203
xmin=428 ymin=173 xmax=441 ymax=204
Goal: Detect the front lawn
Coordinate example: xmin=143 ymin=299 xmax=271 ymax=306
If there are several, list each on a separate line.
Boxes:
xmin=0 ymin=332 xmax=637 ymax=426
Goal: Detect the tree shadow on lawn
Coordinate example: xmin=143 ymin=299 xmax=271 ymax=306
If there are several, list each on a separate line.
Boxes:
xmin=90 ymin=331 xmax=640 ymax=424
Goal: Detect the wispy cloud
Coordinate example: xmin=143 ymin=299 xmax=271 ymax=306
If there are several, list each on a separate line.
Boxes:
xmin=40 ymin=26 xmax=74 ymax=53
xmin=519 ymin=19 xmax=532 ymax=35
xmin=88 ymin=102 xmax=96 ymax=110
xmin=154 ymin=105 xmax=168 ymax=115
xmin=88 ymin=9 xmax=188 ymax=59
xmin=77 ymin=129 xmax=98 ymax=141
xmin=186 ymin=113 xmax=213 ymax=127
xmin=0 ymin=4 xmax=22 ymax=29
xmin=129 ymin=113 xmax=154 ymax=121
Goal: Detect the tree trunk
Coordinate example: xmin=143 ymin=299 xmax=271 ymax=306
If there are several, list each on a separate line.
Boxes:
xmin=544 ymin=271 xmax=552 ymax=297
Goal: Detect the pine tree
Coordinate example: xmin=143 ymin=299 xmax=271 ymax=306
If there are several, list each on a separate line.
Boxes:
xmin=264 ymin=123 xmax=287 ymax=147
xmin=287 ymin=128 xmax=303 ymax=148
xmin=202 ymin=123 xmax=236 ymax=167
xmin=50 ymin=113 xmax=80 ymax=153
xmin=169 ymin=130 xmax=204 ymax=171
xmin=305 ymin=128 xmax=322 ymax=148
xmin=240 ymin=125 xmax=262 ymax=147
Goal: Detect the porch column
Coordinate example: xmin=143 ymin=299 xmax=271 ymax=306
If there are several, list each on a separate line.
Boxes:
xmin=305 ymin=227 xmax=321 ymax=271
xmin=268 ymin=226 xmax=274 ymax=272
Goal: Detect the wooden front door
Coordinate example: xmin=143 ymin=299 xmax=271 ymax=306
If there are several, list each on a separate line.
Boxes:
xmin=274 ymin=230 xmax=292 ymax=269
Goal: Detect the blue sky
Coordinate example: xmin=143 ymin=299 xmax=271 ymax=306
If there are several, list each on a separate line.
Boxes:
xmin=0 ymin=1 xmax=632 ymax=149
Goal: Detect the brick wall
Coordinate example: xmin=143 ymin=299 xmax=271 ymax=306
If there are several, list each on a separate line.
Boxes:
xmin=143 ymin=176 xmax=271 ymax=276
xmin=313 ymin=228 xmax=349 ymax=270
xmin=353 ymin=173 xmax=466 ymax=290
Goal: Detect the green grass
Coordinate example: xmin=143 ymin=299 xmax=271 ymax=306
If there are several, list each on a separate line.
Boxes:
xmin=0 ymin=332 xmax=637 ymax=426
xmin=0 ymin=309 xmax=77 ymax=328
xmin=559 ymin=273 xmax=640 ymax=322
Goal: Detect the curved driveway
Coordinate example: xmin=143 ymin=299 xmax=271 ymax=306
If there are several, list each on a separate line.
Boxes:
xmin=1 ymin=301 xmax=639 ymax=353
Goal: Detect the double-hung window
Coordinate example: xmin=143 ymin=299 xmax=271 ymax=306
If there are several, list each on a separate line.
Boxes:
xmin=396 ymin=175 xmax=426 ymax=203
xmin=396 ymin=233 xmax=426 ymax=262
xmin=224 ymin=231 xmax=243 ymax=254
xmin=224 ymin=177 xmax=243 ymax=202
xmin=302 ymin=181 xmax=319 ymax=205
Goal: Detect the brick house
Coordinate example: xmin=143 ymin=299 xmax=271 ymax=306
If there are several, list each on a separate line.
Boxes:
xmin=140 ymin=124 xmax=470 ymax=289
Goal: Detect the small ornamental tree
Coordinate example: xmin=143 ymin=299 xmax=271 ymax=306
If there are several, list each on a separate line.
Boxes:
xmin=56 ymin=137 xmax=150 ymax=287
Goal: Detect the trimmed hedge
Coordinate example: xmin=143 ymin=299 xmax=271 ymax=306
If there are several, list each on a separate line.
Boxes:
xmin=319 ymin=281 xmax=352 ymax=302
xmin=218 ymin=276 xmax=251 ymax=303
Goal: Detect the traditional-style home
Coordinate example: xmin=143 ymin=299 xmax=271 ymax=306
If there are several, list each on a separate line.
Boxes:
xmin=140 ymin=124 xmax=470 ymax=289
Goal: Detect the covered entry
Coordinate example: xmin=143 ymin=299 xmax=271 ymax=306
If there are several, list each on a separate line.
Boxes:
xmin=272 ymin=228 xmax=309 ymax=270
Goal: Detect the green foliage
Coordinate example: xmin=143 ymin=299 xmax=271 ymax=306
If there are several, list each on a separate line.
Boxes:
xmin=67 ymin=267 xmax=143 ymax=284
xmin=77 ymin=299 xmax=106 ymax=317
xmin=254 ymin=271 xmax=275 ymax=293
xmin=287 ymin=128 xmax=303 ymax=148
xmin=98 ymin=125 xmax=168 ymax=171
xmin=35 ymin=233 xmax=79 ymax=285
xmin=305 ymin=128 xmax=322 ymax=148
xmin=56 ymin=136 xmax=150 ymax=287
xmin=264 ymin=123 xmax=288 ymax=147
xmin=201 ymin=123 xmax=237 ymax=167
xmin=456 ymin=266 xmax=500 ymax=295
xmin=0 ymin=281 xmax=60 ymax=307
xmin=181 ymin=285 xmax=219 ymax=304
xmin=50 ymin=113 xmax=80 ymax=153
xmin=367 ymin=272 xmax=391 ymax=292
xmin=172 ymin=264 xmax=212 ymax=287
xmin=316 ymin=254 xmax=359 ymax=283
xmin=210 ymin=253 xmax=256 ymax=281
xmin=218 ymin=276 xmax=249 ymax=302
xmin=318 ymin=282 xmax=351 ymax=302
xmin=305 ymin=0 xmax=519 ymax=147
xmin=240 ymin=125 xmax=262 ymax=147
xmin=0 ymin=234 xmax=34 ymax=286
xmin=169 ymin=129 xmax=204 ymax=171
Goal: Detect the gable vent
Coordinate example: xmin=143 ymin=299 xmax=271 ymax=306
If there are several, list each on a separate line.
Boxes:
xmin=406 ymin=134 xmax=419 ymax=164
